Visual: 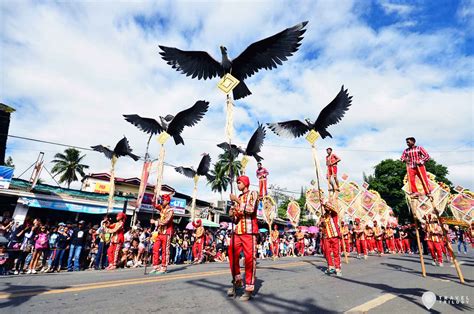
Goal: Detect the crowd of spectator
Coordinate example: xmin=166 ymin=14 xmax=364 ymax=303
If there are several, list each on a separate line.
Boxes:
xmin=0 ymin=216 xmax=471 ymax=276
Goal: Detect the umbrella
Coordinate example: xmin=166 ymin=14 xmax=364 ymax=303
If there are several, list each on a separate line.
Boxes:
xmin=186 ymin=222 xmax=195 ymax=230
xmin=300 ymin=226 xmax=309 ymax=233
xmin=220 ymin=222 xmax=229 ymax=229
xmin=308 ymin=226 xmax=319 ymax=234
xmin=259 ymin=228 xmax=268 ymax=233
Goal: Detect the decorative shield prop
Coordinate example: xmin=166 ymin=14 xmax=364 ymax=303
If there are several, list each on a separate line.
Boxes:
xmin=262 ymin=196 xmax=277 ymax=226
xmin=449 ymin=190 xmax=474 ymax=224
xmin=217 ymin=73 xmax=240 ymax=94
xmin=305 ymin=188 xmax=324 ymax=216
xmin=287 ymin=200 xmax=301 ymax=227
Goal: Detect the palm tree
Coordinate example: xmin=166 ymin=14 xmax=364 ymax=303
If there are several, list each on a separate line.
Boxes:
xmin=207 ymin=161 xmax=231 ymax=200
xmin=215 ymin=151 xmax=241 ymax=194
xmin=51 ymin=148 xmax=89 ymax=188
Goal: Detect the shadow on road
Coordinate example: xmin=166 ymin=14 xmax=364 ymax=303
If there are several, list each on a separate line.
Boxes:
xmin=0 ymin=282 xmax=70 ymax=309
xmin=187 ymin=277 xmax=337 ymax=313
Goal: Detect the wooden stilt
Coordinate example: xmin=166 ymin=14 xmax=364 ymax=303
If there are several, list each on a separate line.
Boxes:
xmin=107 ymin=155 xmax=117 ymax=214
xmin=405 ymin=195 xmax=426 ymax=277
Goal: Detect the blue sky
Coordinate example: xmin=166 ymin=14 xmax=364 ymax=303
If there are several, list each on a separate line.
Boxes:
xmin=1 ymin=0 xmax=473 ymax=200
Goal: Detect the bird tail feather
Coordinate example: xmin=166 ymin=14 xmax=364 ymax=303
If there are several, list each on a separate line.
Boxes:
xmin=232 ymin=80 xmax=252 ymax=100
xmin=173 ymin=134 xmax=185 ymax=145
xmin=318 ymin=129 xmax=332 ymax=139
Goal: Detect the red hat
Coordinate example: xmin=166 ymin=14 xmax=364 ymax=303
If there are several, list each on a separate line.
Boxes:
xmin=237 ymin=175 xmax=250 ymax=187
xmin=117 ymin=212 xmax=126 ymax=221
xmin=192 ymin=219 xmax=202 ymax=228
xmin=355 ymin=218 xmax=361 ymax=223
xmin=161 ymin=194 xmax=171 ymax=203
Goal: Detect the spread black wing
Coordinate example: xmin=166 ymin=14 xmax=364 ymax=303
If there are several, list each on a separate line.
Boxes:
xmin=91 ymin=145 xmax=114 ymax=160
xmin=267 ymin=120 xmax=309 ymax=138
xmin=313 ymin=86 xmax=352 ymax=139
xmin=245 ymin=123 xmax=266 ymax=161
xmin=113 ymin=137 xmax=140 ymax=161
xmin=175 ymin=166 xmax=196 ymax=178
xmin=196 ymin=154 xmax=211 ymax=176
xmin=158 ymin=46 xmax=224 ymax=80
xmin=232 ymin=21 xmax=308 ymax=80
xmin=167 ymin=100 xmax=210 ymax=137
xmin=217 ymin=142 xmax=241 ymax=159
xmin=123 ymin=114 xmax=164 ymax=135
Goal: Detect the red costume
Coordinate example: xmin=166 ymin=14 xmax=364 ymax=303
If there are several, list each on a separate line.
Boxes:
xmin=400 ymin=228 xmax=411 ymax=253
xmin=353 ymin=219 xmax=367 ymax=257
xmin=152 ymin=195 xmax=174 ymax=273
xmin=106 ymin=212 xmax=125 ymax=269
xmin=385 ymin=226 xmax=395 ymax=253
xmin=326 ymin=152 xmax=340 ymax=180
xmin=341 ymin=223 xmax=351 ymax=253
xmin=426 ymin=220 xmax=443 ymax=264
xmin=321 ymin=203 xmax=341 ymax=272
xmin=365 ymin=226 xmax=375 ymax=252
xmin=192 ymin=219 xmax=205 ymax=262
xmin=295 ymin=229 xmax=305 ymax=256
xmin=401 ymin=145 xmax=431 ymax=195
xmin=256 ymin=165 xmax=269 ymax=197
xmin=270 ymin=227 xmax=280 ymax=257
xmin=228 ymin=176 xmax=259 ymax=293
xmin=373 ymin=222 xmax=384 ymax=254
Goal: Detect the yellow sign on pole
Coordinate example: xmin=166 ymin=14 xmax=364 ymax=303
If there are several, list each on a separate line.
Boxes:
xmin=217 ymin=73 xmax=240 ymax=94
xmin=193 ymin=175 xmax=199 ymax=184
xmin=158 ymin=132 xmax=171 ymax=145
xmin=305 ymin=130 xmax=320 ymax=145
xmin=241 ymin=155 xmax=249 ymax=169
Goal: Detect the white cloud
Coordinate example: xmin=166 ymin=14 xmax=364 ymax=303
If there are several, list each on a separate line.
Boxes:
xmin=379 ymin=0 xmax=414 ymax=16
xmin=1 ymin=0 xmax=472 ymax=207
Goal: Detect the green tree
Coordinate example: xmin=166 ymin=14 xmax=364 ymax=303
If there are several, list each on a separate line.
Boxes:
xmin=206 ymin=161 xmax=231 ymax=200
xmin=51 ymin=148 xmax=89 ymax=188
xmin=213 ymin=151 xmax=241 ymax=194
xmin=365 ymin=158 xmax=453 ymax=223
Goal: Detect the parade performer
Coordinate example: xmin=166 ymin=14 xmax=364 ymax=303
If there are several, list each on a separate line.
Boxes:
xmin=400 ymin=226 xmax=411 ymax=254
xmin=270 ymin=224 xmax=280 ymax=258
xmin=364 ymin=224 xmax=375 ymax=253
xmin=326 ymin=148 xmax=341 ymax=192
xmin=105 ymin=212 xmax=126 ymax=270
xmin=385 ymin=224 xmax=395 ymax=253
xmin=469 ymin=222 xmax=474 ymax=249
xmin=192 ymin=219 xmax=205 ymax=263
xmin=227 ymin=176 xmax=259 ymax=301
xmin=341 ymin=221 xmax=351 ymax=254
xmin=353 ymin=218 xmax=367 ymax=259
xmin=425 ymin=215 xmax=444 ymax=266
xmin=150 ymin=194 xmax=174 ymax=275
xmin=256 ymin=162 xmax=269 ymax=197
xmin=401 ymin=137 xmax=431 ymax=197
xmin=393 ymin=224 xmax=402 ymax=253
xmin=373 ymin=221 xmax=384 ymax=256
xmin=295 ymin=227 xmax=306 ymax=256
xmin=321 ymin=201 xmax=342 ymax=276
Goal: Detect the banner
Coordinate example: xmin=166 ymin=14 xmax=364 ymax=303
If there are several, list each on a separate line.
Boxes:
xmin=0 ymin=166 xmax=14 ymax=189
xmin=94 ymin=182 xmax=110 ymax=194
xmin=20 ymin=197 xmax=123 ymax=214
xmin=337 ymin=181 xmax=361 ymax=218
xmin=287 ymin=200 xmax=301 ymax=227
xmin=135 ymin=161 xmax=152 ymax=212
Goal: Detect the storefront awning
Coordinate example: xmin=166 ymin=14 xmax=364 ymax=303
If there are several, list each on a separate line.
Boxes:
xmin=19 ymin=197 xmax=123 ymax=215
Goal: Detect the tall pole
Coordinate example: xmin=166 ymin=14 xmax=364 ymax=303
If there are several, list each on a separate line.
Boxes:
xmin=405 ymin=195 xmax=426 ymax=277
xmin=416 ymin=165 xmax=464 ymax=284
xmin=107 ymin=155 xmax=117 ymax=214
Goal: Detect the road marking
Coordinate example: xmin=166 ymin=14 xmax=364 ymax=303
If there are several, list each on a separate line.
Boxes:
xmin=345 ymin=293 xmax=398 ymax=313
xmin=0 ymin=261 xmax=307 ymax=300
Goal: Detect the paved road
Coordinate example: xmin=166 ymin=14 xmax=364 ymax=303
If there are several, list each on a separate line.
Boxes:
xmin=1 ymin=252 xmax=472 ymax=313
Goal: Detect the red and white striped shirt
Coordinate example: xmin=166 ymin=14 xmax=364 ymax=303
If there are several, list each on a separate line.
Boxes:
xmin=400 ymin=146 xmax=430 ymax=169
xmin=256 ymin=167 xmax=269 ymax=180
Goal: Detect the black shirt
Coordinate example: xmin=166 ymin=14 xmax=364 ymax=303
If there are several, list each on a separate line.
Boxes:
xmin=70 ymin=227 xmax=88 ymax=246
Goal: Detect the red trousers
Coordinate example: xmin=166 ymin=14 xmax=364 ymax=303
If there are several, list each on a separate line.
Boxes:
xmin=296 ymin=239 xmax=305 ymax=255
xmin=152 ymin=234 xmax=171 ymax=270
xmin=395 ymin=238 xmax=402 ymax=252
xmin=228 ymin=234 xmax=257 ymax=292
xmin=402 ymin=239 xmax=411 ymax=253
xmin=355 ymin=239 xmax=367 ymax=255
xmin=341 ymin=238 xmax=351 ymax=253
xmin=427 ymin=240 xmax=443 ymax=264
xmin=271 ymin=240 xmax=279 ymax=257
xmin=324 ymin=238 xmax=341 ymax=269
xmin=375 ymin=239 xmax=384 ymax=253
xmin=107 ymin=242 xmax=122 ymax=267
xmin=365 ymin=237 xmax=373 ymax=251
xmin=386 ymin=238 xmax=395 ymax=252
xmin=192 ymin=238 xmax=204 ymax=261
xmin=407 ymin=165 xmax=430 ymax=194
xmin=441 ymin=241 xmax=453 ymax=258
xmin=259 ymin=178 xmax=267 ymax=197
